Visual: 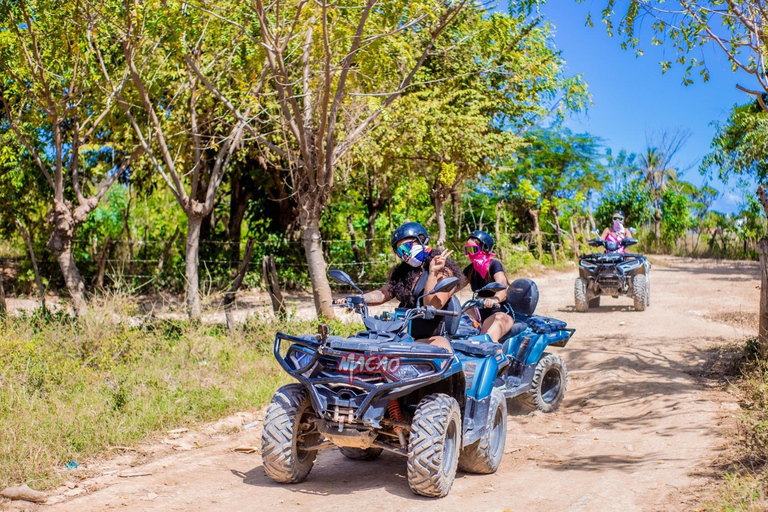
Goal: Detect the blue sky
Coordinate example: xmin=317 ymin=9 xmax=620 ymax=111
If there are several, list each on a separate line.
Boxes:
xmin=524 ymin=0 xmax=757 ymax=213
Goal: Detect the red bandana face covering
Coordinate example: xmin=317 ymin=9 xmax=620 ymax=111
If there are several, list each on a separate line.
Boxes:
xmin=467 ymin=251 xmax=497 ymax=279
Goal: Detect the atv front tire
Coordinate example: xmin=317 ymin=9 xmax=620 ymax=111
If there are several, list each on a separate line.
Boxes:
xmin=261 ymin=383 xmax=319 ymax=483
xmin=633 ymin=274 xmax=647 ymax=312
xmin=574 ymin=278 xmax=588 ymax=312
xmin=519 ymin=353 xmax=568 ymax=413
xmin=407 ymin=393 xmax=461 ymax=498
xmin=339 ymin=447 xmax=383 ymax=460
xmin=458 ymin=388 xmax=507 ymax=474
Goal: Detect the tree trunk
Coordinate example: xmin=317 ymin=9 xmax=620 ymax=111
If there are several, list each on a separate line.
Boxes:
xmin=54 ymin=244 xmax=86 ymax=313
xmin=157 ymin=227 xmax=180 ymax=272
xmin=94 ymin=236 xmax=112 ymax=289
xmin=0 ymin=266 xmax=6 ymax=316
xmin=494 ymin=201 xmax=503 ymax=259
xmin=550 ymin=242 xmax=557 ymax=264
xmin=228 ymin=161 xmax=254 ymax=262
xmin=17 ymin=218 xmax=47 ymax=311
xmin=451 ymin=188 xmax=461 ymax=225
xmin=262 ymin=254 xmax=286 ymax=319
xmin=552 ymin=206 xmax=563 ymax=249
xmin=186 ymin=215 xmax=204 ymax=319
xmin=758 ymin=238 xmax=768 ymax=357
xmin=346 ymin=215 xmax=363 ymax=263
xmin=301 ymin=216 xmax=335 ymax=319
xmin=46 ymin=204 xmax=86 ymax=313
xmin=569 ymin=216 xmax=580 ymax=259
xmin=528 ymin=208 xmax=543 ymax=260
xmin=224 ymin=237 xmax=257 ymax=330
xmin=433 ymin=193 xmax=447 ymax=249
xmin=654 ymin=208 xmax=662 ymax=241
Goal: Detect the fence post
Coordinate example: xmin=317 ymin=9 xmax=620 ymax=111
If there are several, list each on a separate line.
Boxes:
xmin=550 ymin=242 xmax=557 ymax=264
xmin=262 ymin=254 xmax=286 ymax=319
xmin=758 ymin=238 xmax=768 ymax=357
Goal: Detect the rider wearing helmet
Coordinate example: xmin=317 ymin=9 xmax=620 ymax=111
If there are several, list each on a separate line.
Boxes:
xmin=461 ymin=230 xmax=514 ymax=343
xmin=333 ymin=222 xmax=461 ymax=351
xmin=601 ymin=210 xmax=631 ymax=253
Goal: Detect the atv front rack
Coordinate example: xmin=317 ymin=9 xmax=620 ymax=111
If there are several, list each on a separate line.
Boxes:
xmin=274 ymin=332 xmax=454 ymax=419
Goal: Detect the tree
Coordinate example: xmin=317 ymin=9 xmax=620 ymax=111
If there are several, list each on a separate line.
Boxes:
xmin=100 ymin=0 xmax=264 ymax=318
xmin=598 ymin=1 xmax=768 ymax=112
xmin=507 ymin=127 xmax=605 ymax=254
xmin=595 ymin=180 xmax=653 ymax=231
xmin=635 ymin=131 xmax=689 ymax=240
xmin=239 ymin=0 xmax=469 ymax=318
xmin=0 ymin=0 xmax=143 ymax=313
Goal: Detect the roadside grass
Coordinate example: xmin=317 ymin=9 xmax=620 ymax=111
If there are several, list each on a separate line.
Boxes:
xmin=0 ymin=304 xmax=361 ymax=491
xmin=706 ymin=339 xmax=768 ymax=510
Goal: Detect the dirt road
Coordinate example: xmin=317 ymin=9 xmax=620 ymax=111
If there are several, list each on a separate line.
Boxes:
xmin=31 ymin=257 xmax=759 ymax=511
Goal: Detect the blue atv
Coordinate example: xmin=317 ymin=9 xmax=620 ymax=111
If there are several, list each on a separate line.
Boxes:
xmin=261 ymin=270 xmax=509 ymax=498
xmin=456 ymin=278 xmax=575 ymax=413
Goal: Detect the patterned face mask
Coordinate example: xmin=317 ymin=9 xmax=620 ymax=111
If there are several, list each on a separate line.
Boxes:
xmin=396 ymin=240 xmax=429 ymax=267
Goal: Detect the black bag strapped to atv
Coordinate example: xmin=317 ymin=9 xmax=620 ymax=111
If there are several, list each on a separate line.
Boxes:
xmin=506 ymin=278 xmax=539 ymax=316
xmin=526 ymin=315 xmax=567 ymax=334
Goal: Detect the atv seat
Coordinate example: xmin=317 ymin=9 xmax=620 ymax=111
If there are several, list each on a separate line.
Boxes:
xmin=498 ymin=320 xmax=528 ymax=344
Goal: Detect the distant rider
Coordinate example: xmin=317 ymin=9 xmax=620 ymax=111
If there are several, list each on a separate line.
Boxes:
xmin=601 ymin=210 xmax=631 ymax=253
xmin=460 ymin=230 xmax=514 ymax=343
xmin=333 ymin=222 xmax=461 ymax=352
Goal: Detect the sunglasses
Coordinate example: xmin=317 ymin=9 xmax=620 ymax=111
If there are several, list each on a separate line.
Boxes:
xmin=612 ymin=216 xmax=624 ymax=221
xmin=464 ymin=244 xmax=480 ymax=255
xmin=396 ymin=240 xmax=416 ymax=259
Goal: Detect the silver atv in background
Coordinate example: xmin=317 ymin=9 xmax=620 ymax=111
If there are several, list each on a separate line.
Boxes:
xmin=574 ymin=234 xmax=650 ymax=312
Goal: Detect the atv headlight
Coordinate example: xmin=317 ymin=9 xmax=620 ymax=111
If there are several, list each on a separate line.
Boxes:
xmin=617 ymin=259 xmax=641 ymax=273
xmin=387 ymin=363 xmax=434 ymax=382
xmin=579 ymin=260 xmax=597 ymax=270
xmin=287 ymin=346 xmax=316 ymax=373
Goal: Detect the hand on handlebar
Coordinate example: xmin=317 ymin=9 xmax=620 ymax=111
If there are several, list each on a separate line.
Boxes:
xmin=332 ymin=297 xmax=351 ymax=306
xmin=481 ymin=298 xmax=499 ymax=309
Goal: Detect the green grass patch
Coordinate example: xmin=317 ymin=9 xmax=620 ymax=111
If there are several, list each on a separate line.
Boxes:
xmin=0 ymin=306 xmax=361 ymax=490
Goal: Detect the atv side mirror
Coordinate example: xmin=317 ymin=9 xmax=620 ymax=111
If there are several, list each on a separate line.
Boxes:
xmin=629 ymin=227 xmax=637 ymax=235
xmin=418 ymin=276 xmax=460 ymax=306
xmin=476 ymin=282 xmax=505 ymax=298
xmin=329 ymin=269 xmax=364 ymax=296
xmin=592 ymin=228 xmax=601 ymax=237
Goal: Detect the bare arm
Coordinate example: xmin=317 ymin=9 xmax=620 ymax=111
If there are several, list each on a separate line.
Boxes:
xmin=363 ymin=284 xmax=393 ymax=306
xmin=424 ymin=250 xmax=455 ymax=309
xmin=601 ymin=227 xmax=610 ymax=240
xmin=492 ymin=270 xmax=509 ymax=303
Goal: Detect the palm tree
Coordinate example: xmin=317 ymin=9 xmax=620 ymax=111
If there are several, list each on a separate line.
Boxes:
xmin=636 ymin=131 xmax=689 ymax=239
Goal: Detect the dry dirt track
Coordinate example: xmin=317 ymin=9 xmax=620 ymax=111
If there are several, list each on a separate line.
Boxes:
xmin=32 ymin=257 xmax=760 ymax=512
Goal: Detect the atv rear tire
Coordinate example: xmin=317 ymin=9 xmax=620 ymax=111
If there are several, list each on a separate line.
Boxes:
xmin=261 ymin=383 xmax=319 ymax=483
xmin=519 ymin=353 xmax=568 ymax=413
xmin=339 ymin=447 xmax=383 ymax=461
xmin=407 ymin=393 xmax=461 ymax=498
xmin=588 ymin=296 xmax=601 ymax=308
xmin=633 ymin=274 xmax=647 ymax=312
xmin=574 ymin=278 xmax=588 ymax=312
xmin=458 ymin=388 xmax=507 ymax=474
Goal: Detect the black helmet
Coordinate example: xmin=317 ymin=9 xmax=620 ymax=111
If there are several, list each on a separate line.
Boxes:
xmin=468 ymin=230 xmax=494 ymax=252
xmin=391 ymin=222 xmax=429 ymax=253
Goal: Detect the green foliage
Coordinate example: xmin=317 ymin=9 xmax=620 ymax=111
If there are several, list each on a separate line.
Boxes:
xmin=660 ymin=188 xmax=691 ymax=247
xmin=703 ymin=97 xmax=768 ymax=183
xmin=0 ymin=307 xmax=362 ymax=489
xmin=595 ymin=180 xmax=653 ymax=230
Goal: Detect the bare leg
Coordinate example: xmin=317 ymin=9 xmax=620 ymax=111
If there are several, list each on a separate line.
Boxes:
xmin=481 ymin=312 xmax=514 ymax=343
xmin=417 ymin=335 xmax=453 ymax=353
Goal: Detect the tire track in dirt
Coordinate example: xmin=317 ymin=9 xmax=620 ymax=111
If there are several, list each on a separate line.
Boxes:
xmin=28 ymin=257 xmax=758 ymax=512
